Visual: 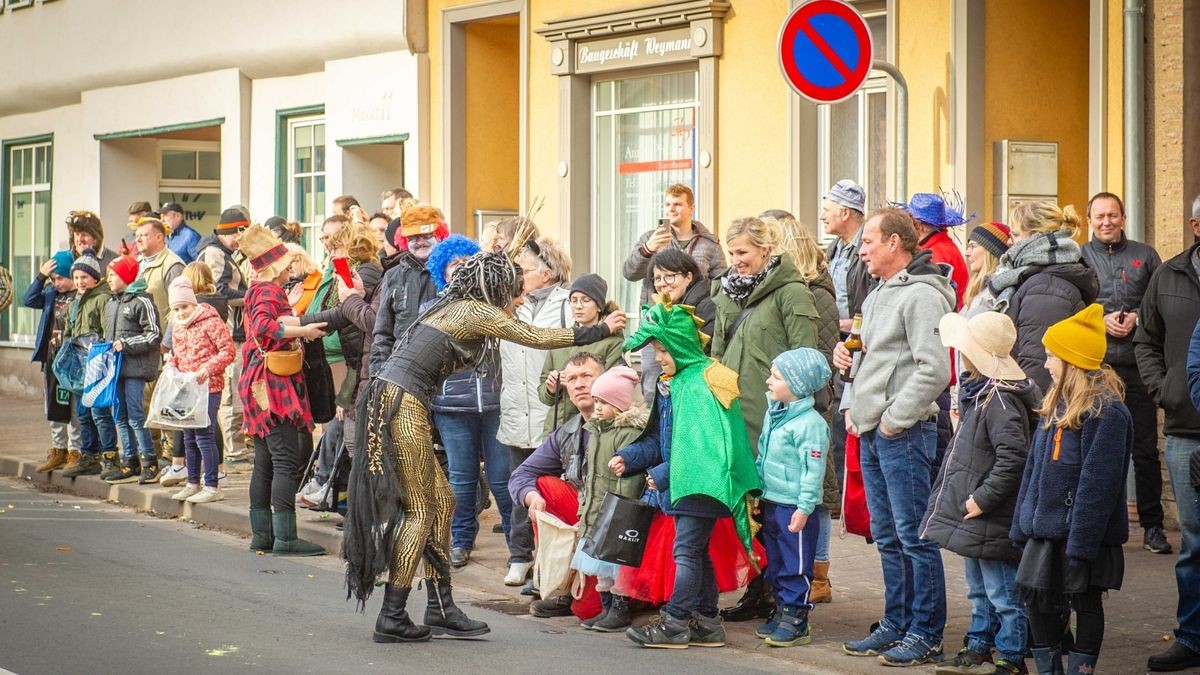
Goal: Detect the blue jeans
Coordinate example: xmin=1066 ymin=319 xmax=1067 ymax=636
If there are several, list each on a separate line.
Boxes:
xmin=665 ymin=514 xmax=718 ymax=620
xmin=1164 ymin=436 xmax=1200 ymax=652
xmin=112 ymin=377 xmax=154 ymax=461
xmin=434 ymin=410 xmax=513 ymax=552
xmin=963 ymin=556 xmax=1027 ymax=662
xmin=762 ymin=500 xmax=820 ymax=609
xmin=75 ymin=394 xmax=116 ymax=456
xmin=183 ymin=393 xmax=223 ymax=488
xmin=861 ymin=421 xmax=947 ymax=643
xmin=814 ymin=505 xmax=832 ymax=561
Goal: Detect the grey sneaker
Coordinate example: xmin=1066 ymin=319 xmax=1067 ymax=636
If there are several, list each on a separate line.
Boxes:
xmin=689 ymin=613 xmax=726 ymax=648
xmin=1144 ymin=526 xmax=1174 ymax=554
xmin=626 ymin=612 xmax=691 ymax=649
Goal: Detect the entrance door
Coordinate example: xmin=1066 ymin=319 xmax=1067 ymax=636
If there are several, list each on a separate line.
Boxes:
xmin=593 ymin=69 xmax=698 ymax=316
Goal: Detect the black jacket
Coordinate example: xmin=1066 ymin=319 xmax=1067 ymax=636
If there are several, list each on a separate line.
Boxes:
xmin=369 ymin=253 xmax=436 ymax=377
xmin=921 ymin=378 xmax=1040 ymax=562
xmin=1079 ymin=233 xmax=1161 ymax=366
xmin=825 ymin=229 xmax=873 ymax=320
xmin=1135 ymin=242 xmax=1200 ymax=437
xmin=1004 ymin=262 xmax=1099 ymax=394
xmin=196 ymin=235 xmax=247 ymax=342
xmin=301 ymin=261 xmax=383 ymax=375
xmin=102 ymin=289 xmax=162 ymax=381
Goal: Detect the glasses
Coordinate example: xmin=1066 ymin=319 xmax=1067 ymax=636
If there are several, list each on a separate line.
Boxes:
xmin=652 ymin=272 xmax=680 ymax=286
xmin=569 ymin=297 xmax=597 ymax=307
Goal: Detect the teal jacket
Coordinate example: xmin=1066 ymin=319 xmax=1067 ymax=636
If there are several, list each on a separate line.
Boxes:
xmin=756 ymin=396 xmax=829 ymax=514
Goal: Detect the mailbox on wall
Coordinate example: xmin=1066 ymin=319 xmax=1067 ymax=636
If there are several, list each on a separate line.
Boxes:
xmin=993 ymin=140 xmax=1058 ymax=221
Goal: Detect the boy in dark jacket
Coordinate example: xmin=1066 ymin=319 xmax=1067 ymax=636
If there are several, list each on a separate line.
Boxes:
xmin=922 ymin=311 xmax=1038 ymax=675
xmin=102 ymin=255 xmax=162 ymax=483
xmin=59 ymin=249 xmax=115 ymax=478
xmin=25 ymin=250 xmax=79 ymax=472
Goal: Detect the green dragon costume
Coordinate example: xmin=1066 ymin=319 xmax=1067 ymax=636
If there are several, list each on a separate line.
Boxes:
xmin=624 ymin=293 xmax=762 ymax=559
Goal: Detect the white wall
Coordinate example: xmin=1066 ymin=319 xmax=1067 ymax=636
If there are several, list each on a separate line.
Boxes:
xmin=248 ymin=72 xmax=327 ymax=222
xmin=97 ymin=138 xmax=157 ymax=245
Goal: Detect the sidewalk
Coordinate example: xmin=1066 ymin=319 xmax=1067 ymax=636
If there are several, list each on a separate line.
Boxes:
xmin=0 ymin=394 xmax=1186 ymax=673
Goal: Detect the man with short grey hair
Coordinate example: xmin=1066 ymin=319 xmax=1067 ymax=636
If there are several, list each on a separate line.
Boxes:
xmin=821 ymin=179 xmax=871 ymax=333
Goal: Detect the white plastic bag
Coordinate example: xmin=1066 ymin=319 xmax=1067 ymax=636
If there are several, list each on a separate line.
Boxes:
xmin=532 ymin=510 xmax=578 ymax=599
xmin=147 ymin=365 xmax=210 ymax=430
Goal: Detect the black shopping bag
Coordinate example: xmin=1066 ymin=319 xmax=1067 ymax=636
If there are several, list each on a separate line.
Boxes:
xmin=582 ymin=492 xmax=656 ymax=567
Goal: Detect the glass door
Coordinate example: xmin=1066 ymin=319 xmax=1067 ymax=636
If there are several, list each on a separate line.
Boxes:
xmin=6 ymin=142 xmax=52 ymax=344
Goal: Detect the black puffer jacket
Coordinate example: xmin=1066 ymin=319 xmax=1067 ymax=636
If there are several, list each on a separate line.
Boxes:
xmin=1004 ymin=262 xmax=1099 ymax=394
xmin=921 ymin=377 xmax=1040 ymax=562
xmin=1135 ymin=241 xmax=1200 ymax=437
xmin=301 ymin=261 xmax=383 ymax=374
xmin=1079 ymin=234 xmax=1161 ymax=367
xmin=369 ymin=253 xmax=436 ymax=377
xmin=102 ymin=286 xmax=162 ymax=381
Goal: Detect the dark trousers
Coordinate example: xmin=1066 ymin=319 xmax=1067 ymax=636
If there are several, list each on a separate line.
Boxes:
xmin=1029 ymin=587 xmax=1105 ymax=654
xmin=182 ymin=393 xmax=223 ymax=488
xmin=249 ymin=422 xmax=306 ymax=513
xmin=1113 ymin=363 xmax=1164 ymax=528
xmin=665 ymin=514 xmax=719 ymax=620
xmin=507 ymin=445 xmax=535 ymax=564
xmin=173 ymin=424 xmax=225 ymax=462
xmin=761 ymin=500 xmax=819 ymax=609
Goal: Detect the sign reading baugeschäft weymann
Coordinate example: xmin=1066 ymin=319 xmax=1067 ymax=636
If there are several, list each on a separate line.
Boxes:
xmin=575 ymin=27 xmax=693 ymax=74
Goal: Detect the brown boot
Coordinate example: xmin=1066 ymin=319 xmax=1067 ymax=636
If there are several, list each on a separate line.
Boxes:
xmin=58 ymin=450 xmax=83 ymax=474
xmin=36 ymin=448 xmax=69 ymax=473
xmin=810 ymin=560 xmax=832 ymax=603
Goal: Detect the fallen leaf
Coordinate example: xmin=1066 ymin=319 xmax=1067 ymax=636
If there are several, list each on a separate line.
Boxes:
xmin=56 ymin=546 xmax=72 ymax=552
xmin=307 ymin=574 xmax=315 ymax=579
xmin=14 ymin=588 xmax=26 ymax=592
xmin=155 ymin=631 xmax=165 ymax=636
xmin=206 ymin=645 xmax=240 ymax=657
xmin=6 ymin=504 xmax=13 ymax=509
xmin=73 ymin=506 xmax=81 ymax=510
xmin=91 ymin=612 xmax=102 ymax=616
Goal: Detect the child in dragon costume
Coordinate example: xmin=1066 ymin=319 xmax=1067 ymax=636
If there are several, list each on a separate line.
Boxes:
xmin=609 ymin=293 xmax=762 ymax=649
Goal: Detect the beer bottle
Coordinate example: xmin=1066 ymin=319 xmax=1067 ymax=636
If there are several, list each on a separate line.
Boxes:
xmin=841 ymin=313 xmax=864 ymax=382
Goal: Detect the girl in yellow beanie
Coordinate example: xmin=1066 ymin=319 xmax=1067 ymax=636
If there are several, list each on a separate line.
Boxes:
xmin=1010 ymin=304 xmax=1132 ymax=674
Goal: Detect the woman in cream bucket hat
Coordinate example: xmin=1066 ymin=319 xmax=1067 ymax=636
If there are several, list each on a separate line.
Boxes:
xmin=923 ymin=310 xmax=1041 ymax=674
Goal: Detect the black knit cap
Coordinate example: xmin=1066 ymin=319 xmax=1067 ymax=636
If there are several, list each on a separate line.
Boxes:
xmin=569 ymin=273 xmax=608 ymax=308
xmin=215 ymin=207 xmax=249 ymax=235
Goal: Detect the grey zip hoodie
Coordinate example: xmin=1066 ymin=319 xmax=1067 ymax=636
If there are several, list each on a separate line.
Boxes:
xmin=849 ymin=249 xmax=954 ymax=434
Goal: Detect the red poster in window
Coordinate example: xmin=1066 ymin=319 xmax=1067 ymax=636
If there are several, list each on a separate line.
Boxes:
xmin=618 ymin=158 xmax=694 ymax=174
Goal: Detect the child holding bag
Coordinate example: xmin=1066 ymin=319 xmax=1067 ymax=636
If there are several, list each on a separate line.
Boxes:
xmin=25 ymin=250 xmax=79 ymax=473
xmin=167 ymin=277 xmax=236 ymax=503
xmin=1010 ymin=305 xmax=1132 ymax=675
xmin=58 ymin=249 xmax=115 ymax=478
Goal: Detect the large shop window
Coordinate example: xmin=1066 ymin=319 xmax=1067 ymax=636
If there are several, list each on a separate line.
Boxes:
xmin=818 ymin=9 xmax=887 ymax=235
xmin=593 ymin=70 xmax=698 ymax=316
xmin=287 ymin=116 xmax=327 ymax=262
xmin=158 ymin=141 xmax=221 ymax=235
xmin=4 ymin=140 xmax=52 ymax=344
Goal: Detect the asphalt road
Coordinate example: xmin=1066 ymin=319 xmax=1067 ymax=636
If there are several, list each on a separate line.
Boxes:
xmin=0 ymin=479 xmax=807 ymax=675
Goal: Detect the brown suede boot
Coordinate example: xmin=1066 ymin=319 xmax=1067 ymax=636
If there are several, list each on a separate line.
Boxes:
xmin=810 ymin=560 xmax=832 ymax=603
xmin=36 ymin=448 xmax=69 ymax=473
xmin=58 ymin=450 xmax=83 ymax=474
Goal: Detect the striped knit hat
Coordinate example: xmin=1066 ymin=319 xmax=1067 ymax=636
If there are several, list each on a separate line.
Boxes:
xmin=71 ymin=248 xmax=103 ymax=281
xmin=969 ymin=222 xmax=1012 ymax=260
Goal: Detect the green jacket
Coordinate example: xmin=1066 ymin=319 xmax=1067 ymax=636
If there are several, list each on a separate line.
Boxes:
xmin=578 ymin=406 xmax=648 ymax=538
xmin=710 ymin=254 xmax=819 ymax=453
xmin=64 ymin=283 xmax=111 ymax=339
xmin=538 ymin=330 xmax=626 ymax=437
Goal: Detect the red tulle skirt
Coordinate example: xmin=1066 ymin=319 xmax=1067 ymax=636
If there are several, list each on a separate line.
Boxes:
xmin=612 ymin=513 xmax=766 ymax=605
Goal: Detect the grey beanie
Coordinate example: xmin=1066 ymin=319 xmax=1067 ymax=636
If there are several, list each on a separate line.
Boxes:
xmin=824 ymin=179 xmax=866 ymax=214
xmin=71 ymin=248 xmax=103 ymax=281
xmin=569 ymin=273 xmax=608 ymax=308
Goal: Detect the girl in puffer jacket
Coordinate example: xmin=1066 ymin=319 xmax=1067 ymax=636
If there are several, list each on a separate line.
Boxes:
xmin=921 ymin=311 xmax=1038 ymax=675
xmin=167 ymin=277 xmax=236 ymax=504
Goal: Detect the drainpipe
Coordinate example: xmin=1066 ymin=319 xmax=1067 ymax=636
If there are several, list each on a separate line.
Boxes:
xmin=1124 ymin=0 xmax=1145 ymax=241
xmin=873 ymin=60 xmax=908 ymax=201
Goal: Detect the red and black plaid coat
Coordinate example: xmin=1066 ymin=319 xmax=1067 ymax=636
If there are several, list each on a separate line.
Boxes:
xmin=238 ymin=281 xmax=313 ymax=437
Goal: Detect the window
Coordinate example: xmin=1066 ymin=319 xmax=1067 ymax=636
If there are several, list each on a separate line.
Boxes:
xmin=593 ymin=70 xmax=699 ymax=317
xmin=4 ymin=139 xmax=52 ymax=344
xmin=158 ymin=141 xmax=220 ymax=233
xmin=817 ymin=9 xmax=888 ymax=235
xmin=287 ymin=115 xmax=326 ymax=261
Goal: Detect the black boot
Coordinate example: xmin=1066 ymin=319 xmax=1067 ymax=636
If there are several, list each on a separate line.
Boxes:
xmin=249 ymin=507 xmax=274 ymax=552
xmin=373 ymin=585 xmax=432 ymax=643
xmin=581 ymin=592 xmax=612 ymax=630
xmin=1065 ymin=651 xmax=1098 ymax=675
xmin=1031 ymin=645 xmax=1064 ymax=675
xmin=1148 ymin=641 xmax=1200 ymax=671
xmin=719 ymin=575 xmax=774 ymax=622
xmin=423 ymin=577 xmax=490 ymax=638
xmin=591 ymin=593 xmax=632 ymax=632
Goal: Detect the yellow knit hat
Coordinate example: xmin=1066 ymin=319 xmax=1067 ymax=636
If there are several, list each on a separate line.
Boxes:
xmin=1041 ymin=304 xmax=1106 ymax=371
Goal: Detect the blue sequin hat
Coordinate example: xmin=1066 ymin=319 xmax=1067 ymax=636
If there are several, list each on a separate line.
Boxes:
xmin=892 ymin=191 xmax=975 ymax=229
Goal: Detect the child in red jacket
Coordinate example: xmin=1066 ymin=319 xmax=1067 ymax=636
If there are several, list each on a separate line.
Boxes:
xmin=167 ymin=277 xmax=236 ymax=503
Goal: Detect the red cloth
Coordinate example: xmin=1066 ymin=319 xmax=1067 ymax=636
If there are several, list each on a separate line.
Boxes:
xmin=531 ymin=476 xmax=602 ymax=620
xmin=842 ymin=433 xmax=872 ymax=539
xmin=237 ymin=282 xmax=313 ymax=437
xmin=919 ymin=230 xmax=968 ymax=311
xmin=613 ymin=512 xmax=765 ymax=605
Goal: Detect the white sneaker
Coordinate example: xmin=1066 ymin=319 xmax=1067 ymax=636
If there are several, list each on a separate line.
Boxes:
xmin=171 ymin=484 xmax=202 ymax=501
xmin=296 ymin=478 xmax=322 ymax=502
xmin=504 ymin=561 xmax=533 ymax=586
xmin=159 ymin=464 xmax=188 ymax=488
xmin=186 ymin=486 xmax=224 ymax=504
xmin=300 ymin=483 xmax=330 ymax=509
xmin=216 ymin=470 xmax=228 ymax=482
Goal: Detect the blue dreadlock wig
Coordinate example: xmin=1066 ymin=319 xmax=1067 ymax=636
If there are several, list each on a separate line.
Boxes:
xmin=425 ymin=234 xmax=482 ymax=291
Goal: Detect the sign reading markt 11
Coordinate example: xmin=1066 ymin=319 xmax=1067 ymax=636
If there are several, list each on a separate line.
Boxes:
xmin=575 ymin=27 xmax=693 ymax=74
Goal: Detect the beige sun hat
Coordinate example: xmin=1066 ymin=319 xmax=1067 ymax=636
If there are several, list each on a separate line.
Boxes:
xmin=237 ymin=223 xmax=296 ymax=282
xmin=938 ymin=311 xmax=1026 ymax=381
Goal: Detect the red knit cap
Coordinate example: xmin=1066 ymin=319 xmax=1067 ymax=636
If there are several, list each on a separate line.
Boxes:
xmin=109 ymin=255 xmax=140 ymax=285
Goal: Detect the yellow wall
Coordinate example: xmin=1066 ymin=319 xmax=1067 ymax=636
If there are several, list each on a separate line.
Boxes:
xmin=1105 ymin=0 xmax=1125 ymax=196
xmin=896 ymin=0 xmax=952 ymax=198
xmin=463 ymin=19 xmax=520 ymax=238
xmin=981 ymin=0 xmax=1090 ymax=222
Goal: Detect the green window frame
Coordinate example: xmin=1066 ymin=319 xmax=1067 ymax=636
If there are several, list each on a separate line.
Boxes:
xmin=1 ymin=133 xmax=54 ymax=345
xmin=275 ymin=105 xmax=326 ymax=261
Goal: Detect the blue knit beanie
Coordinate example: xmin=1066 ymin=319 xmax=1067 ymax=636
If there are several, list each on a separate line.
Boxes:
xmin=773 ymin=347 xmax=831 ymax=399
xmin=426 ymin=234 xmax=481 ymax=291
xmin=51 ymin=250 xmax=74 ymax=278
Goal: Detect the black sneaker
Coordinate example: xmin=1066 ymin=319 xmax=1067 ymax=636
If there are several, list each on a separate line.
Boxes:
xmin=138 ymin=463 xmax=161 ymax=485
xmin=1148 ymin=641 xmax=1200 ymax=671
xmin=934 ymin=647 xmax=993 ymax=673
xmin=529 ymin=594 xmax=573 ymax=618
xmin=1144 ymin=526 xmax=1174 ymax=554
xmin=105 ymin=465 xmax=142 ymax=484
xmin=689 ymin=613 xmax=726 ymax=648
xmin=626 ymin=612 xmax=691 ymax=649
xmin=98 ymin=452 xmax=122 ymax=481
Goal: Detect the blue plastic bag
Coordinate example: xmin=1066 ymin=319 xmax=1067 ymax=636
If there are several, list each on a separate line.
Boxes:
xmin=51 ymin=333 xmax=99 ymax=394
xmin=81 ymin=341 xmax=122 ymax=408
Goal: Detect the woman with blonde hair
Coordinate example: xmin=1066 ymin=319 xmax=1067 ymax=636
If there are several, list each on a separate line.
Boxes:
xmin=285 ymin=244 xmax=322 ymax=314
xmin=985 ymin=202 xmax=1098 ymax=392
xmin=961 ymin=222 xmax=1013 ymax=315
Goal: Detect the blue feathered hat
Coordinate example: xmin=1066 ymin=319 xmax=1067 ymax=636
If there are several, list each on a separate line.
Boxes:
xmin=426 ymin=234 xmax=482 ymax=291
xmin=891 ymin=191 xmax=975 ymax=229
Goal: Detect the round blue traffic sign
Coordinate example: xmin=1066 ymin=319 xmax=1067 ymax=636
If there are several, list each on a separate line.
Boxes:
xmin=778 ymin=0 xmax=874 ymax=104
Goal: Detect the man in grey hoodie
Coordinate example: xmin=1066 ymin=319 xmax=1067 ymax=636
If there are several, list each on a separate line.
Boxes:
xmin=835 ymin=207 xmax=952 ymax=667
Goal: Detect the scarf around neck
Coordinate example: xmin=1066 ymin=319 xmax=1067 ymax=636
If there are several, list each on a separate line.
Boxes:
xmin=720 ymin=256 xmax=781 ymax=303
xmin=986 ymin=229 xmax=1081 ymax=312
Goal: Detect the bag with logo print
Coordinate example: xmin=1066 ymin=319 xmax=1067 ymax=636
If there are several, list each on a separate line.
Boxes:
xmin=582 ymin=491 xmax=656 ymax=567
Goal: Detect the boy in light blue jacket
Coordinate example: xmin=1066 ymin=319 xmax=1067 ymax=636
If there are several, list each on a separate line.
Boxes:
xmin=754 ymin=347 xmax=830 ymax=648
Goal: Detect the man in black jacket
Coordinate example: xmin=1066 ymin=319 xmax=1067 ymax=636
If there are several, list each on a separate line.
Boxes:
xmin=822 ymin=179 xmax=872 ymax=332
xmin=198 ymin=208 xmax=250 ymax=463
xmin=1080 ymin=192 xmax=1170 ymax=554
xmin=1135 ymin=196 xmax=1200 ymax=672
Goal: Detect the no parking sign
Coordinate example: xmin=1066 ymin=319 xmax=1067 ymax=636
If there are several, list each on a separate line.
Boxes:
xmin=778 ymin=0 xmax=874 ymax=104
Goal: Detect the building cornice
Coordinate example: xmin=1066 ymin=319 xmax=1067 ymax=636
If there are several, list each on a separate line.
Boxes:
xmin=534 ymin=0 xmax=731 ymax=41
